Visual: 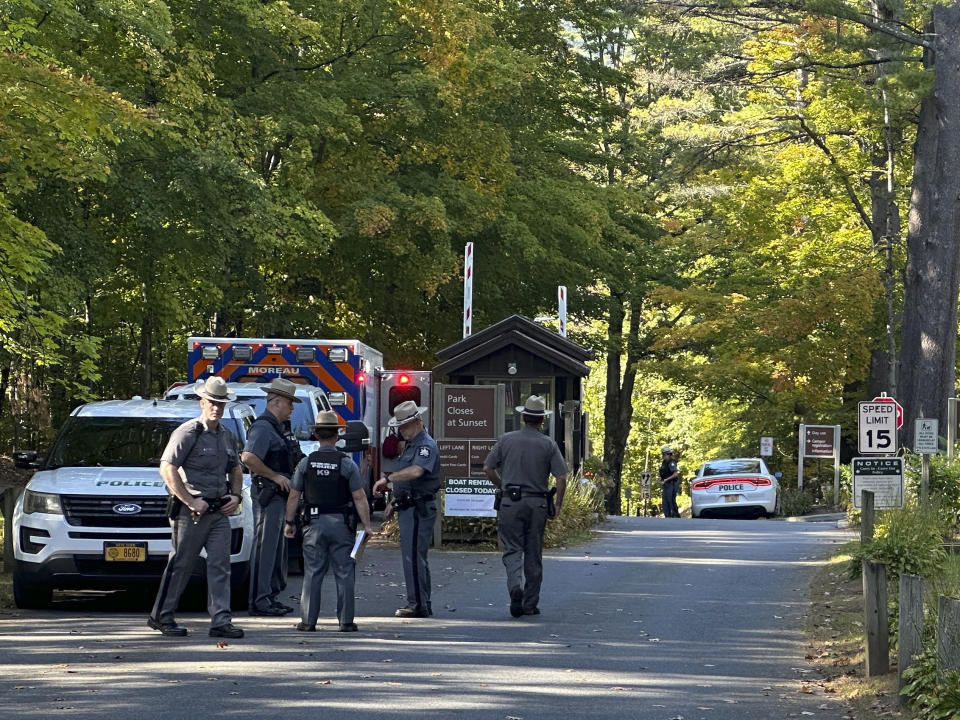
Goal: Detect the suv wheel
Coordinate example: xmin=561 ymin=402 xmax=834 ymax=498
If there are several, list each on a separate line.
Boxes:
xmin=13 ymin=567 xmax=53 ymax=609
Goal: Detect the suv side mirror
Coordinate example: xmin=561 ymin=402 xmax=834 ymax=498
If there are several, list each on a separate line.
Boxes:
xmin=336 ymin=421 xmax=370 ymax=453
xmin=13 ymin=450 xmax=40 ymax=469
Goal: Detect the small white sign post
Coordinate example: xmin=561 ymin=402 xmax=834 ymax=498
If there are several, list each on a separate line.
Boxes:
xmin=760 ymin=436 xmax=773 ymax=457
xmin=915 ymin=418 xmax=938 ymax=504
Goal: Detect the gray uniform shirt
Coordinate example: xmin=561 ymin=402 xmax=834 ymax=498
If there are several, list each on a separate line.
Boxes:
xmin=243 ymin=410 xmax=287 ymax=462
xmin=291 ymin=448 xmax=364 ymax=494
xmin=161 ymin=417 xmax=239 ymax=497
xmin=484 ymin=426 xmax=568 ymax=493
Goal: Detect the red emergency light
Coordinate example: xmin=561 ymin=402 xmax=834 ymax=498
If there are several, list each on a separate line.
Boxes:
xmin=356 ymin=371 xmax=366 ymax=383
xmin=398 ymin=374 xmax=410 ymax=385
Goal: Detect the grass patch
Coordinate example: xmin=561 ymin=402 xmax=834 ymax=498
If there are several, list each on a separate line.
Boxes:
xmin=805 ymin=541 xmax=906 ymax=719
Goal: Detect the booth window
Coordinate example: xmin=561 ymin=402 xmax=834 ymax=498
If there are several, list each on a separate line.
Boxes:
xmin=388 ymin=385 xmax=422 ymax=416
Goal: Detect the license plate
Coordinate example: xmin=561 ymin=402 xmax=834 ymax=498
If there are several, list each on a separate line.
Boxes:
xmin=724 ymin=495 xmax=740 ymax=503
xmin=104 ymin=542 xmax=147 ymax=562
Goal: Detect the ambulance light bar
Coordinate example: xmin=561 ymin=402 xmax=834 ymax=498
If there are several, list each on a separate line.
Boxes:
xmin=328 ymin=347 xmax=349 ymax=363
xmin=328 ymin=392 xmax=347 ymax=405
xmin=201 ymin=346 xmax=220 ymax=360
xmin=232 ymin=345 xmax=252 ymax=361
xmin=296 ymin=347 xmax=316 ymax=362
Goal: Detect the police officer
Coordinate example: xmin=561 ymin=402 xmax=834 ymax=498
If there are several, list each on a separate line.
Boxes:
xmin=283 ymin=411 xmax=373 ymax=632
xmin=660 ymin=446 xmax=680 ymax=518
xmin=149 ymin=376 xmax=244 ymax=638
xmin=241 ymin=377 xmax=304 ymax=616
xmin=372 ymin=400 xmax=440 ymax=618
xmin=484 ymin=395 xmax=567 ymax=618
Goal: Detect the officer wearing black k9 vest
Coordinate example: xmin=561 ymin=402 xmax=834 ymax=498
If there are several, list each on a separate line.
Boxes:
xmin=373 ymin=400 xmax=441 ymax=618
xmin=284 ymin=411 xmax=372 ymax=632
xmin=241 ymin=377 xmax=304 ymax=616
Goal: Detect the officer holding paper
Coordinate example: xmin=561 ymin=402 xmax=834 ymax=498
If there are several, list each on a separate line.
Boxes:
xmin=284 ymin=411 xmax=372 ymax=632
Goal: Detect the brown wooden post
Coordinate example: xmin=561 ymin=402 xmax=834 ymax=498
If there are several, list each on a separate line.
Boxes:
xmin=899 ymin=574 xmax=925 ymax=704
xmin=937 ymin=596 xmax=960 ymax=673
xmin=861 ymin=489 xmax=875 ymax=543
xmin=863 ymin=558 xmax=889 ymax=676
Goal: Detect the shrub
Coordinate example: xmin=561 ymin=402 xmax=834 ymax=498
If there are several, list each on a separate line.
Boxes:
xmin=850 ymin=503 xmax=951 ymax=580
xmin=905 ymin=453 xmax=960 ymax=514
xmin=780 ymin=487 xmax=815 ymax=517
xmin=901 ymin=647 xmax=960 ymax=719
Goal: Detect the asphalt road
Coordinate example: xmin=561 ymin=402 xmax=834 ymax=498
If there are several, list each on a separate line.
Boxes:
xmin=0 ymin=515 xmax=851 ymax=720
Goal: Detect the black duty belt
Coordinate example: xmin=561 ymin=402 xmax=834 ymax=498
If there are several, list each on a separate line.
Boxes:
xmin=522 ymin=490 xmax=548 ymax=498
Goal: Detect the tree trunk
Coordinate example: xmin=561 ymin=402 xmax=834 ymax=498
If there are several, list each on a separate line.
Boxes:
xmin=137 ymin=307 xmax=152 ymax=397
xmin=603 ymin=293 xmax=642 ymax=514
xmin=899 ymin=3 xmax=960 ymax=434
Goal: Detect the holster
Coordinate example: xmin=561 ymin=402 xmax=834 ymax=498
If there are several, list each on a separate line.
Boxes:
xmin=166 ymin=495 xmax=183 ymax=520
xmin=493 ymin=489 xmax=503 ymax=511
xmin=256 ymin=478 xmax=278 ymax=508
xmin=413 ymin=494 xmax=434 ymax=518
xmin=392 ymin=490 xmax=414 ymax=511
xmin=546 ymin=487 xmax=558 ymax=518
xmin=506 ymin=484 xmax=522 ymax=502
xmin=343 ymin=507 xmax=359 ymax=533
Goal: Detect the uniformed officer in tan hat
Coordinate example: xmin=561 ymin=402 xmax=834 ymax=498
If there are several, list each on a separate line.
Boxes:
xmin=149 ymin=377 xmax=244 ymax=638
xmin=484 ymin=395 xmax=567 ymax=617
xmin=241 ymin=377 xmax=304 ymax=616
xmin=283 ymin=411 xmax=373 ymax=631
xmin=372 ymin=400 xmax=440 ymax=617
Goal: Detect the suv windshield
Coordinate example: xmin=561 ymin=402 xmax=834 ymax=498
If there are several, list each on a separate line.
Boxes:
xmin=45 ymin=417 xmax=246 ymax=468
xmin=172 ymin=392 xmax=315 ymax=436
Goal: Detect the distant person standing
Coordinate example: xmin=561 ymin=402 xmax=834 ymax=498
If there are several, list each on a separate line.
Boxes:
xmin=372 ymin=400 xmax=441 ymax=618
xmin=241 ymin=378 xmax=304 ymax=616
xmin=484 ymin=395 xmax=567 ymax=618
xmin=148 ymin=376 xmax=244 ymax=638
xmin=284 ymin=411 xmax=373 ymax=632
xmin=660 ymin=446 xmax=680 ymax=518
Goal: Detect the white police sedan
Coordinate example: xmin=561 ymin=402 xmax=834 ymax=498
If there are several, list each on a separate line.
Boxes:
xmin=690 ymin=458 xmax=781 ymax=518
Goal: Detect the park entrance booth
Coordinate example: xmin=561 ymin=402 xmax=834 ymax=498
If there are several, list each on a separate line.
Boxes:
xmin=432 ymin=314 xmax=594 ymax=474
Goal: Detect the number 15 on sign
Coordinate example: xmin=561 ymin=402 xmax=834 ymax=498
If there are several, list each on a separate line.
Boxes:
xmin=859 ymin=401 xmax=897 ymax=454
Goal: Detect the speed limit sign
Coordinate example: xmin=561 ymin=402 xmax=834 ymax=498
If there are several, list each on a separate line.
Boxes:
xmin=858 ymin=400 xmax=898 ymax=454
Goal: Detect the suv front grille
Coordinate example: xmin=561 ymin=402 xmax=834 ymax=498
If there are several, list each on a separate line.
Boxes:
xmin=62 ymin=495 xmax=169 ymax=527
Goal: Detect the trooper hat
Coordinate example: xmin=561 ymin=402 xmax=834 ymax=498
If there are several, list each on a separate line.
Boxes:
xmin=661 ymin=446 xmax=673 ymax=454
xmin=312 ymin=410 xmax=341 ymax=429
xmin=516 ymin=395 xmax=551 ymax=416
xmin=261 ymin=377 xmax=302 ymax=403
xmin=196 ymin=376 xmax=236 ymax=403
xmin=388 ymin=400 xmax=428 ymax=428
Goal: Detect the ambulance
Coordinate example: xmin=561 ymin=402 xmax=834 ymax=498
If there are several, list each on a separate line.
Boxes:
xmin=183 ymin=337 xmax=432 ymax=483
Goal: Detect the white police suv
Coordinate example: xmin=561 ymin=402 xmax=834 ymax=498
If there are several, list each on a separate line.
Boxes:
xmin=12 ymin=398 xmax=255 ymax=608
xmin=164 ymin=381 xmax=332 ymax=455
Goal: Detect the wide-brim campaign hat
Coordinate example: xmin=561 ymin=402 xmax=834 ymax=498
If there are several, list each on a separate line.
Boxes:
xmin=388 ymin=400 xmax=428 ymax=427
xmin=196 ymin=377 xmax=236 ymax=403
xmin=312 ymin=410 xmax=341 ymax=429
xmin=516 ymin=395 xmax=551 ymax=416
xmin=261 ymin=377 xmax=302 ymax=403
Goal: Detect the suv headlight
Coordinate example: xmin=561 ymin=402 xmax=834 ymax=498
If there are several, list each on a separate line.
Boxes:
xmin=23 ymin=490 xmax=63 ymax=515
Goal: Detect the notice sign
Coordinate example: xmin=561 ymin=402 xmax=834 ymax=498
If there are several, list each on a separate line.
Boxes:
xmin=914 ymin=418 xmax=939 ymax=455
xmin=444 ymin=477 xmax=497 ymax=517
xmin=804 ymin=426 xmax=836 ymax=458
xmin=442 ymin=386 xmax=497 ymax=439
xmin=852 ymin=457 xmax=904 ymax=509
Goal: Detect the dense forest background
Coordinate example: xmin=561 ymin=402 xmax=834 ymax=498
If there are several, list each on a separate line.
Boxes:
xmin=4 ymin=0 xmax=959 ymax=509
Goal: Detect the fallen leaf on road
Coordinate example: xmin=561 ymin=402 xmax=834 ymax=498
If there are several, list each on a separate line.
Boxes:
xmin=216 ymin=642 xmax=229 ymax=648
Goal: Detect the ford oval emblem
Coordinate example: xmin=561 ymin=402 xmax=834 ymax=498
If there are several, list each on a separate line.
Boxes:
xmin=112 ymin=503 xmax=142 ymax=515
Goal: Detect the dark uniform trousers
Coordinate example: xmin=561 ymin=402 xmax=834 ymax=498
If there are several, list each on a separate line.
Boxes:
xmin=398 ymin=500 xmax=437 ymax=610
xmin=249 ymin=485 xmax=287 ymax=610
xmin=300 ymin=515 xmax=356 ymax=626
xmin=498 ymin=495 xmax=549 ymax=613
xmin=152 ymin=506 xmax=232 ymax=627
xmin=662 ymin=479 xmax=680 ymax=518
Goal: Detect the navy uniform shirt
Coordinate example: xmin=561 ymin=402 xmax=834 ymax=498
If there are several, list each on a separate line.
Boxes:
xmin=161 ymin=417 xmax=238 ymax=497
xmin=395 ymin=429 xmax=440 ymax=494
xmin=243 ymin=410 xmax=289 ymax=465
xmin=484 ymin=425 xmax=567 ymax=493
xmin=291 ymin=448 xmax=364 ymax=494
xmin=659 ymin=458 xmax=678 ymax=482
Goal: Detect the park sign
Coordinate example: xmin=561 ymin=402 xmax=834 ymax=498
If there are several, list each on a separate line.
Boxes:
xmin=914 ymin=418 xmax=939 ymax=455
xmin=858 ymin=397 xmax=900 ymax=454
xmin=852 ymin=457 xmax=904 ymax=509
